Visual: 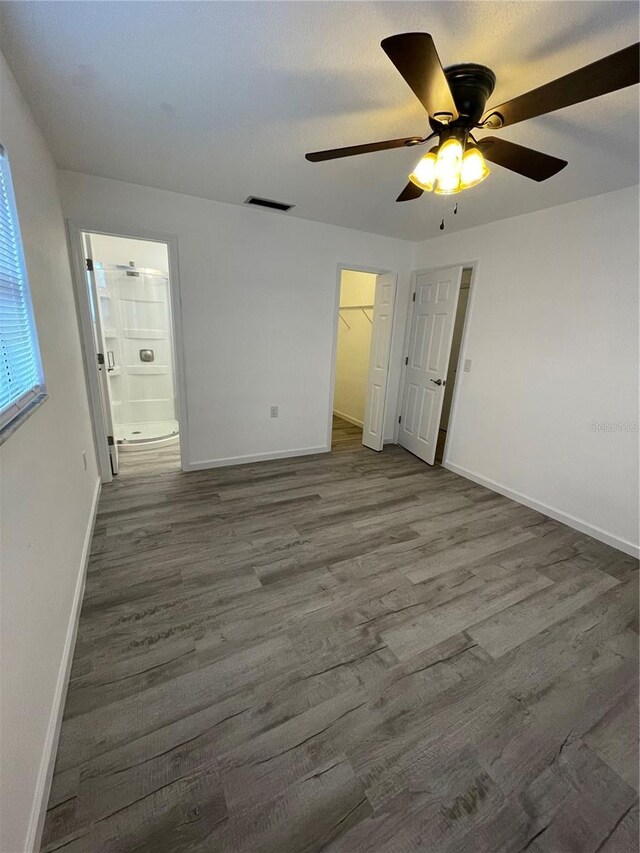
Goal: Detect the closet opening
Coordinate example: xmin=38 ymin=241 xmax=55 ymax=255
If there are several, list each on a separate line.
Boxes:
xmin=330 ymin=267 xmax=397 ymax=453
xmin=332 ymin=270 xmax=375 ymax=450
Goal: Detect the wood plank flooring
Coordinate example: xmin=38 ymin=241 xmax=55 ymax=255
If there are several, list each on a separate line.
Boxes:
xmin=331 ymin=415 xmax=363 ymax=452
xmin=42 ymin=435 xmax=638 ymax=852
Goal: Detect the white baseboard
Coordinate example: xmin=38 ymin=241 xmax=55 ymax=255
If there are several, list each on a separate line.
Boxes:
xmin=332 ymin=410 xmax=364 ymax=429
xmin=185 ymin=445 xmax=330 ymax=471
xmin=443 ymin=461 xmax=639 ymax=559
xmin=26 ymin=476 xmax=101 ymax=853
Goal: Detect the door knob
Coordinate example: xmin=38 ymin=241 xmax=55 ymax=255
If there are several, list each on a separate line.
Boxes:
xmin=430 ymin=378 xmax=443 ymax=386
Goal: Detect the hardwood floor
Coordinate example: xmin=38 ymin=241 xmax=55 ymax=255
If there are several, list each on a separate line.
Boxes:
xmin=117 ymin=441 xmax=182 ymax=476
xmin=331 ymin=415 xmax=363 ymax=452
xmin=42 ymin=438 xmax=638 ymax=852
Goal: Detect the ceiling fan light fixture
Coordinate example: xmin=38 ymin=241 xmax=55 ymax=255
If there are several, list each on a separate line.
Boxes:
xmin=460 ymin=146 xmax=490 ymax=189
xmin=306 ymin=34 xmax=640 ymax=208
xmin=434 ymin=175 xmax=461 ymax=194
xmin=433 ymin=136 xmax=463 ymax=194
xmin=408 ymin=149 xmax=438 ymax=190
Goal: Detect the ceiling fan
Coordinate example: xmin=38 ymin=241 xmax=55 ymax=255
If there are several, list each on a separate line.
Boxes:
xmin=305 ymin=33 xmax=640 ymax=202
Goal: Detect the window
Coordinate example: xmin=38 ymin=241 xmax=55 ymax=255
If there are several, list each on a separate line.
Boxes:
xmin=0 ymin=143 xmax=46 ymax=439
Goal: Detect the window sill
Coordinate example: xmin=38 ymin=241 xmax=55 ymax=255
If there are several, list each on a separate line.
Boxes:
xmin=0 ymin=392 xmax=49 ymax=447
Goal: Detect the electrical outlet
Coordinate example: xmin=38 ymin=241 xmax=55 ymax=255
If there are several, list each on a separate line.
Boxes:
xmin=82 ymin=451 xmax=88 ymax=471
xmin=463 ymin=358 xmax=472 ymax=373
xmin=270 ymin=406 xmax=278 ymax=418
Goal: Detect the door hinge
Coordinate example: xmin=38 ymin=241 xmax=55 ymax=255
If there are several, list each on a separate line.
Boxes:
xmin=85 ymin=258 xmax=94 ymax=272
xmin=398 ymin=415 xmax=402 ymax=424
xmin=412 ymin=292 xmax=416 ymax=302
xmin=97 ymin=352 xmax=105 ymax=366
xmin=405 ymin=356 xmax=408 ymax=365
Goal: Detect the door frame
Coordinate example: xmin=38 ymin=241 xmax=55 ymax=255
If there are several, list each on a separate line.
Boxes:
xmin=395 ymin=261 xmax=479 ymax=466
xmin=83 ymin=232 xmax=121 ymax=476
xmin=327 ymin=263 xmax=396 ymax=450
xmin=67 ymin=220 xmax=189 ymax=481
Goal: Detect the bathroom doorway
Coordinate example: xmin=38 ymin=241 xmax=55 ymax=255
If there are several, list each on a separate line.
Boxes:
xmin=70 ymin=227 xmax=185 ymax=480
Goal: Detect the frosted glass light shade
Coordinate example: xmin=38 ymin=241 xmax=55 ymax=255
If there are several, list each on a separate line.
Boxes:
xmin=408 ymin=151 xmax=437 ymax=191
xmin=407 ymin=139 xmax=491 ymax=197
xmin=434 ymin=138 xmax=463 ymax=195
xmin=460 ymin=147 xmax=490 ymax=189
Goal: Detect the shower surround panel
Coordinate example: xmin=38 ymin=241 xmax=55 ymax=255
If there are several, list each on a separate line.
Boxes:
xmin=95 ymin=265 xmax=178 ymax=443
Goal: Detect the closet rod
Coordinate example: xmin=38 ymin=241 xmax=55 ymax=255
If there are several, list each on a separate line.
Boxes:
xmin=338 ymin=306 xmax=374 ymax=328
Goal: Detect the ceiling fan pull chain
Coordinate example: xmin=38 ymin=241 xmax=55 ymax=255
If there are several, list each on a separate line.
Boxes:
xmin=440 ymin=218 xmax=445 ymax=231
xmin=454 ymin=202 xmax=458 ymax=215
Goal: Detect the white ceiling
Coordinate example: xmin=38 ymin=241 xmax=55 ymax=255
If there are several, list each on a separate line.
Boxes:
xmin=0 ymin=1 xmax=638 ymax=241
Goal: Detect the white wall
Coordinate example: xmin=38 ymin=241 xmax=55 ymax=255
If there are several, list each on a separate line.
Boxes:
xmin=58 ymin=171 xmax=413 ymax=466
xmin=338 ymin=269 xmax=377 ymax=308
xmin=334 ymin=270 xmax=376 ymax=427
xmin=0 ymin=50 xmax=99 ymax=852
xmin=413 ymin=186 xmax=639 ymax=555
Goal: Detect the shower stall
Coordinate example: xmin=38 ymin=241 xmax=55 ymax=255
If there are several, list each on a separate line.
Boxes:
xmin=93 ymin=263 xmax=178 ymax=448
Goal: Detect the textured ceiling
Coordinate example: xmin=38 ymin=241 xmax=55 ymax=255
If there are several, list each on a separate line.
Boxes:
xmin=0 ymin=1 xmax=638 ymax=240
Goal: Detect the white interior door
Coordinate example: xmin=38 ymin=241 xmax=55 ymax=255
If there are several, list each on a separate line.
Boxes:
xmin=84 ymin=234 xmax=119 ymax=475
xmin=398 ymin=266 xmax=463 ymax=465
xmin=362 ymin=273 xmax=397 ymax=451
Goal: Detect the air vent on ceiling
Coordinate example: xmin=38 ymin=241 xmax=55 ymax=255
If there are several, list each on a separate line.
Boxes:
xmin=244 ymin=196 xmax=294 ymax=212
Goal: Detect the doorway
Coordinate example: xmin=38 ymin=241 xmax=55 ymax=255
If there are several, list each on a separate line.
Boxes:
xmin=436 ymin=266 xmax=472 ymax=463
xmin=70 ymin=227 xmax=184 ymax=481
xmin=332 ymin=270 xmax=375 ymax=450
xmin=331 ymin=268 xmax=396 ymax=452
xmin=397 ymin=264 xmax=473 ymax=466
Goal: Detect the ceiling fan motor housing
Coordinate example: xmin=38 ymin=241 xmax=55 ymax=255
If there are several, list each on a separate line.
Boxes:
xmin=429 ymin=63 xmax=497 ymax=132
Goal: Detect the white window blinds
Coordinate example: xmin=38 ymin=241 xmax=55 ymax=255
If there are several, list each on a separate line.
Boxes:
xmin=0 ymin=143 xmax=45 ymax=434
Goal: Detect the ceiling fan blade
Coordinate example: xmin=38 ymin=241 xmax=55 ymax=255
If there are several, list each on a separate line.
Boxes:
xmin=482 ymin=42 xmax=640 ymax=128
xmin=396 ymin=181 xmax=424 ymax=202
xmin=478 ymin=137 xmax=567 ymax=181
xmin=381 ymin=33 xmax=459 ymax=121
xmin=305 ymin=136 xmax=422 ymax=162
